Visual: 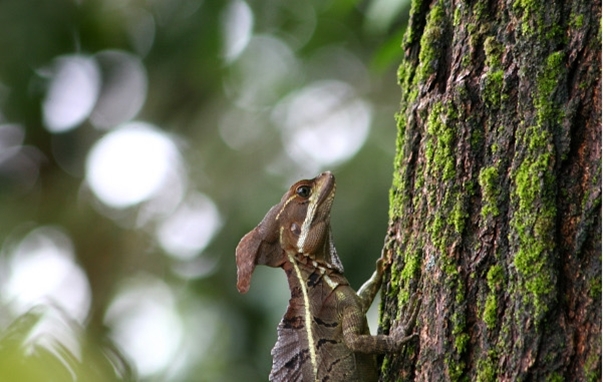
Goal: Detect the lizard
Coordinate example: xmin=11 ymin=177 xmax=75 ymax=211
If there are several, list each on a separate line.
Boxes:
xmin=236 ymin=171 xmax=419 ymax=382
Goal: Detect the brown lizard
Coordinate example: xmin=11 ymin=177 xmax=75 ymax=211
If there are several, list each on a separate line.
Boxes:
xmin=236 ymin=171 xmax=419 ymax=382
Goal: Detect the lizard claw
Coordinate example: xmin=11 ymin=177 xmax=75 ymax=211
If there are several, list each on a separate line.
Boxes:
xmin=403 ymin=291 xmax=421 ymax=332
xmin=391 ymin=291 xmax=422 ymax=346
xmin=376 ymin=246 xmax=394 ymax=272
xmin=391 ymin=324 xmax=418 ymax=346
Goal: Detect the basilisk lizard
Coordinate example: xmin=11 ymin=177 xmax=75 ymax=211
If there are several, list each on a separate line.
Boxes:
xmin=236 ymin=171 xmax=419 ymax=382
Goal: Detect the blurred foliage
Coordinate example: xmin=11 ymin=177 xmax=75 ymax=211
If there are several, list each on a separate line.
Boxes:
xmin=0 ymin=306 xmax=133 ymax=382
xmin=0 ymin=0 xmax=410 ymax=380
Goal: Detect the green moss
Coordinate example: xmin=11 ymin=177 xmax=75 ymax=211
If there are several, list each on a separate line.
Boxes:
xmin=446 ymin=357 xmax=465 ymax=381
xmin=539 ymin=51 xmax=565 ymax=90
xmin=409 ymin=0 xmax=422 ymax=19
xmin=445 ymin=263 xmax=459 ymax=284
xmin=487 ymin=264 xmax=505 ymax=289
xmin=388 ymin=175 xmax=405 ymax=220
xmin=417 ymin=0 xmax=446 ymax=82
xmin=403 ymin=0 xmax=424 ymax=46
xmin=536 ymin=52 xmax=565 ymax=125
xmin=461 ymin=52 xmax=471 ymax=68
xmin=545 ymin=24 xmax=564 ymax=40
xmin=589 ymin=275 xmax=601 ymax=299
xmin=401 ymin=248 xmax=422 ymax=282
xmin=472 ymin=1 xmax=487 ymax=19
xmin=449 ymin=197 xmax=468 ymax=234
xmin=447 ymin=275 xmax=468 ymax=379
xmin=476 ymin=352 xmax=497 ymax=382
xmin=512 ymin=151 xmax=556 ymax=316
xmin=454 ymin=333 xmax=470 ymax=354
xmin=440 ymin=248 xmax=468 ymax=380
xmin=510 ymin=50 xmax=564 ymax=321
xmin=397 ymin=54 xmax=419 ymax=103
xmin=456 ymin=281 xmax=465 ymax=304
xmin=479 ymin=166 xmax=500 ymax=217
xmin=471 ymin=126 xmax=483 ymax=150
xmin=396 ymin=61 xmax=407 ymax=85
xmin=396 ymin=286 xmax=409 ymax=309
xmin=466 ymin=22 xmax=477 ymax=36
xmin=411 ymin=171 xmax=425 ymax=210
xmin=451 ymin=310 xmax=468 ymax=353
xmin=388 ymin=178 xmax=403 ymax=221
xmin=453 ymin=5 xmax=462 ymax=26
xmin=584 ymin=350 xmax=601 ymax=382
xmin=407 ymin=86 xmax=419 ymax=105
xmin=431 ymin=213 xmax=446 ymax=249
xmin=483 ymin=265 xmax=504 ymax=329
xmin=481 ymin=37 xmax=505 ymax=106
xmin=483 ymin=37 xmax=503 ymax=68
xmin=512 ymin=0 xmax=535 ymax=34
xmin=391 ymin=6 xmax=453 ymax=220
xmin=546 ymin=373 xmax=564 ymax=382
xmin=513 ymin=0 xmax=562 ymax=39
xmin=483 ymin=295 xmax=498 ymax=329
xmin=389 ymin=111 xmax=409 ymax=220
xmin=571 ymin=14 xmax=584 ymax=28
xmin=401 ymin=0 xmax=427 ymax=48
xmin=426 ymin=101 xmax=456 ymax=181
xmin=483 ymin=69 xmax=505 ymax=106
xmin=490 ymin=143 xmax=499 ymax=155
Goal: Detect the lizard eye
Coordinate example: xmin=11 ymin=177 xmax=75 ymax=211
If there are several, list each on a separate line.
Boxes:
xmin=296 ymin=185 xmax=311 ymax=198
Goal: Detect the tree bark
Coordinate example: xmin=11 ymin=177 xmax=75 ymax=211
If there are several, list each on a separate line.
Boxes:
xmin=380 ymin=0 xmax=601 ymax=380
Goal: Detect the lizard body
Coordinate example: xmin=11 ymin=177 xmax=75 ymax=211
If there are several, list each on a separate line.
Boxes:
xmin=236 ymin=171 xmax=418 ymax=382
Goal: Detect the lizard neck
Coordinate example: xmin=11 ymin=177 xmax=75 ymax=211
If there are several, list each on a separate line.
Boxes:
xmin=283 ymin=252 xmax=347 ymax=301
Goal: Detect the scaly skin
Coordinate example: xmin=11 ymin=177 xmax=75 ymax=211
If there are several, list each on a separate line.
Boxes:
xmin=236 ymin=172 xmax=419 ymax=382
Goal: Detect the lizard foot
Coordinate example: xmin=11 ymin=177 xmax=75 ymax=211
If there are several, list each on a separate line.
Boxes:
xmin=392 ymin=291 xmax=422 ymax=346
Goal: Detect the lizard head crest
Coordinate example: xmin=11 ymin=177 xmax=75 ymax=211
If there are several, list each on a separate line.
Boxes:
xmin=236 ymin=171 xmax=343 ymax=293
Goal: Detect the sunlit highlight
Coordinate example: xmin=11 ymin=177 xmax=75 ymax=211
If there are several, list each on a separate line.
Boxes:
xmin=124 ymin=7 xmax=156 ymax=56
xmin=0 ymin=124 xmax=42 ymax=193
xmin=157 ymin=192 xmax=222 ymax=260
xmin=273 ymin=80 xmax=372 ymax=172
xmin=85 ymin=122 xmax=180 ymax=208
xmin=3 ymin=226 xmax=91 ymax=323
xmin=90 ymin=50 xmax=148 ymax=129
xmin=225 ymin=35 xmax=299 ymax=109
xmin=42 ymin=55 xmax=101 ymax=133
xmin=104 ymin=276 xmax=183 ymax=378
xmin=221 ymin=0 xmax=253 ymax=63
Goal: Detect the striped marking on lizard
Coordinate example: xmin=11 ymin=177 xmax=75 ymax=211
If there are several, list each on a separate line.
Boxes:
xmin=288 ymin=252 xmax=319 ymax=381
xmin=296 ymin=183 xmax=321 ymax=253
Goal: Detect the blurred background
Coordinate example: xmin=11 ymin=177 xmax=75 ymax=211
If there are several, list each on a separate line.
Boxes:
xmin=0 ymin=0 xmax=411 ymax=380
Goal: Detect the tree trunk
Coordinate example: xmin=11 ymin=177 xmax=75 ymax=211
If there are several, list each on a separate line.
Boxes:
xmin=379 ymin=0 xmax=601 ymax=380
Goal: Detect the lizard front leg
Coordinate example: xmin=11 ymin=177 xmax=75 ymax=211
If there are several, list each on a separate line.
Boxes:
xmin=357 ymin=239 xmax=397 ymax=313
xmin=387 ymin=291 xmax=421 ymax=346
xmin=341 ymin=292 xmax=420 ymax=354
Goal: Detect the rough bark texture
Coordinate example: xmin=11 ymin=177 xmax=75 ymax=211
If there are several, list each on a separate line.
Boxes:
xmin=379 ymin=0 xmax=601 ymax=381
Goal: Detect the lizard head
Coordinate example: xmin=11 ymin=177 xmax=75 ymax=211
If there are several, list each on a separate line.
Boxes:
xmin=236 ymin=171 xmax=343 ymax=293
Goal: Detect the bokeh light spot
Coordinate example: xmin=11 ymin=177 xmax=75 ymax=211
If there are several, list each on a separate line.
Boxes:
xmin=3 ymin=226 xmax=91 ymax=323
xmin=157 ymin=192 xmax=222 ymax=260
xmin=104 ymin=276 xmax=183 ymax=378
xmin=273 ymin=80 xmax=372 ymax=172
xmin=224 ymin=35 xmax=300 ymax=109
xmin=90 ymin=50 xmax=148 ymax=129
xmin=42 ymin=55 xmax=101 ymax=133
xmin=85 ymin=122 xmax=181 ymax=208
xmin=0 ymin=124 xmax=43 ymax=194
xmin=221 ymin=0 xmax=253 ymax=63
